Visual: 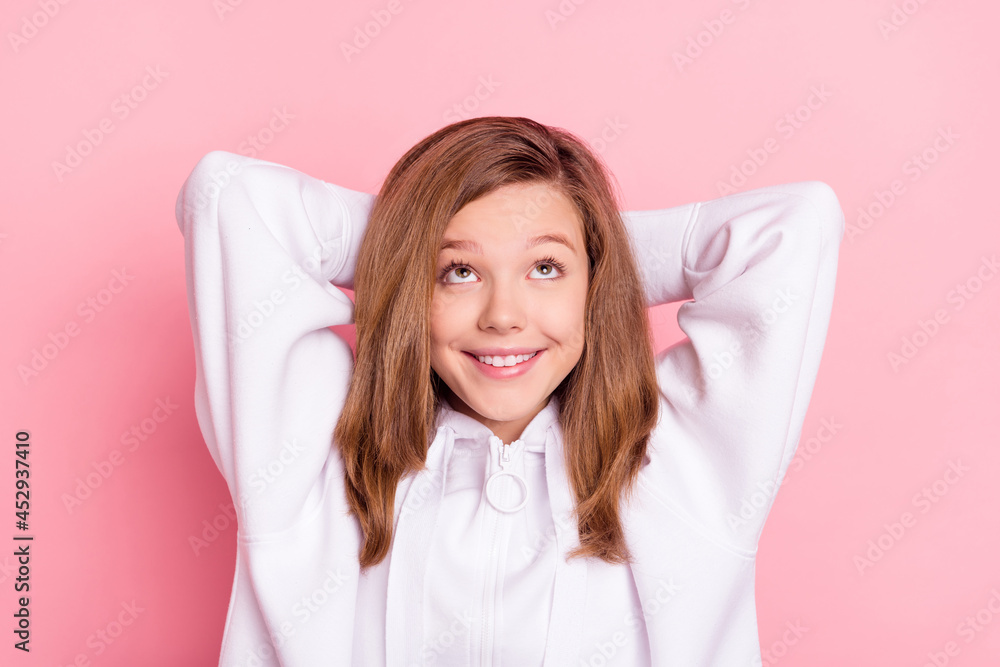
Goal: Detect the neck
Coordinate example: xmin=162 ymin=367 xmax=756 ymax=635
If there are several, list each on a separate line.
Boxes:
xmin=443 ymin=386 xmax=550 ymax=445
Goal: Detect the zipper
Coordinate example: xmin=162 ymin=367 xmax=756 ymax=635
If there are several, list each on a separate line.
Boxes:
xmin=481 ymin=438 xmax=513 ymax=666
xmin=480 ymin=437 xmax=532 ymax=664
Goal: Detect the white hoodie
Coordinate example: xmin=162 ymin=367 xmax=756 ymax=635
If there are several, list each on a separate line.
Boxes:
xmin=174 ymin=150 xmax=844 ymax=666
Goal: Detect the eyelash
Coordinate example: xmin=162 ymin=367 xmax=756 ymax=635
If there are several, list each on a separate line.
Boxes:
xmin=438 ymin=255 xmax=568 ymax=282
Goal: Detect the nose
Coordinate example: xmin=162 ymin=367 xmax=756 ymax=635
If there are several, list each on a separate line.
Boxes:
xmin=478 ymin=280 xmax=526 ymax=333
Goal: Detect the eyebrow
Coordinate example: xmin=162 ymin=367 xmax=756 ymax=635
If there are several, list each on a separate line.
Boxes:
xmin=439 ymin=233 xmax=576 ymax=254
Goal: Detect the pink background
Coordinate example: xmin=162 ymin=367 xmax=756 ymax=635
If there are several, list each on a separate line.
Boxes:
xmin=2 ymin=0 xmax=998 ymax=665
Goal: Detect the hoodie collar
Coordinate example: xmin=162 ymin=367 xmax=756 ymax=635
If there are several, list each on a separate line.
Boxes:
xmin=433 ymin=392 xmax=561 ymax=453
xmin=385 ymin=390 xmax=585 ymax=666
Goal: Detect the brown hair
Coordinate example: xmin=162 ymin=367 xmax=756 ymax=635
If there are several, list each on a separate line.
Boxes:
xmin=334 ymin=116 xmax=659 ymax=570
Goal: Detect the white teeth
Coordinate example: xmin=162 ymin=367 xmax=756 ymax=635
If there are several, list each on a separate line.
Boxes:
xmin=475 ymin=351 xmax=537 ymax=367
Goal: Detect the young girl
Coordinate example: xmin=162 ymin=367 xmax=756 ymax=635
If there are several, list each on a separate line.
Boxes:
xmin=175 ymin=116 xmax=844 ymax=666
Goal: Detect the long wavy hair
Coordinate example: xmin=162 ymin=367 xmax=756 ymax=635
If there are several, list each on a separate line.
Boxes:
xmin=334 ymin=116 xmax=659 ymax=570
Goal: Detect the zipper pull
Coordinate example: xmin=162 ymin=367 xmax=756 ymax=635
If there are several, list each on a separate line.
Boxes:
xmin=486 ymin=438 xmax=529 ymax=513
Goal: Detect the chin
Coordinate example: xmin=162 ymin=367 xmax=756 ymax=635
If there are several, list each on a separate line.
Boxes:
xmin=468 ymin=392 xmax=540 ymax=420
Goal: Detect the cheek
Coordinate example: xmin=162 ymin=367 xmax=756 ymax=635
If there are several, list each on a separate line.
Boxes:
xmin=429 ymin=292 xmax=467 ymax=347
xmin=428 ymin=302 xmax=452 ymax=376
xmin=429 ymin=306 xmax=447 ymax=352
xmin=540 ymin=293 xmax=587 ymax=352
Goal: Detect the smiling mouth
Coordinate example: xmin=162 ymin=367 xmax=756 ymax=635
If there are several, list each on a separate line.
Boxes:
xmin=466 ymin=351 xmax=539 ymax=368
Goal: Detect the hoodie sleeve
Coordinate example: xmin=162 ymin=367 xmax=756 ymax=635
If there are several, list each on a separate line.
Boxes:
xmin=174 ymin=150 xmax=374 ymax=538
xmin=621 ymin=181 xmax=845 ymax=551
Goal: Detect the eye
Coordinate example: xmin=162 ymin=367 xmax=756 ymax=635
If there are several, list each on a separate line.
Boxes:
xmin=437 ymin=255 xmax=568 ymax=284
xmin=529 ymin=255 xmax=567 ymax=279
xmin=438 ymin=259 xmax=477 ymax=284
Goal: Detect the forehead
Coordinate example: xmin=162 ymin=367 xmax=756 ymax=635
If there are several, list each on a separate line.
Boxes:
xmin=442 ymin=182 xmax=583 ymax=248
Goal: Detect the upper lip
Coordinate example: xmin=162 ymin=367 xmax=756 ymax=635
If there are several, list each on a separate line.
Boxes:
xmin=465 ymin=347 xmax=543 ymax=357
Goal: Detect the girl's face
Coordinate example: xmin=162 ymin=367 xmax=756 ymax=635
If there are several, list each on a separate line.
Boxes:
xmin=430 ymin=182 xmax=589 ymax=443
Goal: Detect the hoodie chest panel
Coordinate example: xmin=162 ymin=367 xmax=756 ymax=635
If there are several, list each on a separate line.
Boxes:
xmin=421 ymin=445 xmax=556 ymax=666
